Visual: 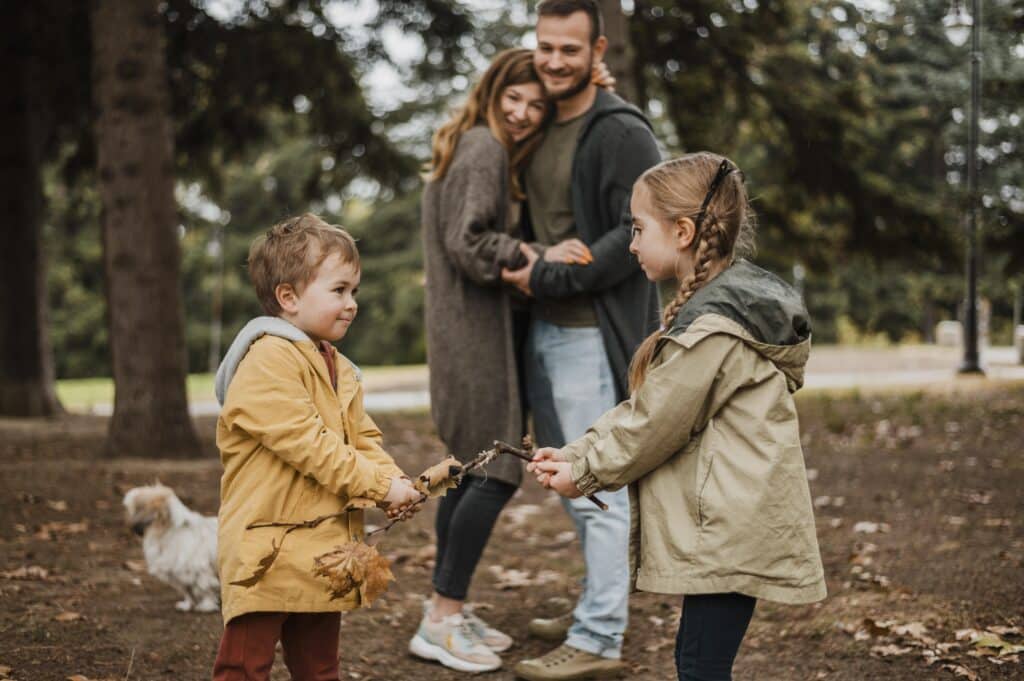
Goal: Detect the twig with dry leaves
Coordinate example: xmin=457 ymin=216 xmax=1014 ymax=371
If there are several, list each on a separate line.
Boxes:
xmin=229 ymin=439 xmax=528 ymax=595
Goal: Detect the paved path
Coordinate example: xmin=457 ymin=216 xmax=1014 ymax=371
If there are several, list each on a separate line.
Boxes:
xmin=84 ymin=345 xmax=1022 ymax=417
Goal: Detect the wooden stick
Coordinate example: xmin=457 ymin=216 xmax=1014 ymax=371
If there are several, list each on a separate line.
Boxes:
xmin=495 ymin=441 xmax=609 ymax=511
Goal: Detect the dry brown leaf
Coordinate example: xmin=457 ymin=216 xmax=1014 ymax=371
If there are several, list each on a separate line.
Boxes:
xmin=940 ymin=664 xmax=979 ymax=680
xmin=872 ymin=644 xmax=914 ymax=656
xmin=230 ymin=538 xmax=281 ymax=588
xmin=1 ymin=565 xmax=50 ymax=580
xmin=313 ymin=542 xmax=394 ymax=605
xmin=987 ymin=625 xmax=1021 ymax=637
xmin=123 ymin=560 xmax=147 ymax=573
xmin=413 ymin=457 xmax=462 ymax=498
xmin=54 ymin=611 xmax=82 ymax=622
xmin=47 ymin=499 xmax=68 ymax=511
xmin=0 ymin=665 xmax=12 ymax=678
xmin=66 ymin=675 xmax=91 ymax=681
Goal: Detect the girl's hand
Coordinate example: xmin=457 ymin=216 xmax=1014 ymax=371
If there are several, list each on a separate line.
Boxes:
xmin=530 ymin=461 xmax=583 ymax=499
xmin=591 ymin=61 xmax=616 ymax=91
xmin=543 ymin=238 xmax=593 ymax=265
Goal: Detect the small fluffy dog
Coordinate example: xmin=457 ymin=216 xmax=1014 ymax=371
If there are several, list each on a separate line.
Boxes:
xmin=123 ymin=482 xmax=220 ymax=613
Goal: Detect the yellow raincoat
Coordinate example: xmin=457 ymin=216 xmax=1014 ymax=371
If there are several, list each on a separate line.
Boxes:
xmin=216 ymin=333 xmax=403 ymax=623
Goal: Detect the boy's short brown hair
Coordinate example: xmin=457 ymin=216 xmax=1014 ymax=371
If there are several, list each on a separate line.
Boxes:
xmin=248 ymin=213 xmax=359 ymax=315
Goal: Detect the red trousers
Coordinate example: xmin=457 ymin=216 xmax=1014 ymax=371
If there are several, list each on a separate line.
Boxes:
xmin=211 ymin=611 xmax=341 ymax=681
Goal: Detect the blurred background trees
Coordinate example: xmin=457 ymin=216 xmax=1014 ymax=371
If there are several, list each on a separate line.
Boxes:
xmin=3 ymin=0 xmax=1022 ymax=429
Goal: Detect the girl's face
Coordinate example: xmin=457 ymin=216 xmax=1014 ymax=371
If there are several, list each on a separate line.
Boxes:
xmin=499 ymin=82 xmax=547 ymax=142
xmin=629 ymin=183 xmax=695 ymax=282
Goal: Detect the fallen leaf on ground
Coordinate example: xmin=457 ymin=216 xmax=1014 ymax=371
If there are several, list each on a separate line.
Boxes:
xmin=853 ymin=521 xmax=891 ymax=534
xmin=123 ymin=560 xmax=147 ymax=573
xmin=47 ymin=499 xmax=68 ymax=511
xmin=488 ymin=565 xmax=563 ymax=589
xmin=54 ymin=611 xmax=82 ymax=622
xmin=1 ymin=566 xmax=50 ymax=580
xmin=872 ymin=643 xmax=913 ymax=656
xmin=940 ymin=663 xmax=979 ymax=680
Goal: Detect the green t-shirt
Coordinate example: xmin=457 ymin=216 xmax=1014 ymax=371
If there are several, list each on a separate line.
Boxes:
xmin=525 ymin=113 xmax=597 ymax=327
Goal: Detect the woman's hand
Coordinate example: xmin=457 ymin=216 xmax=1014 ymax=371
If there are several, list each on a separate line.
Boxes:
xmin=527 ymin=447 xmax=565 ymax=488
xmin=591 ymin=61 xmax=616 ymax=91
xmin=530 ymin=461 xmax=583 ymax=498
xmin=543 ymin=238 xmax=592 ymax=265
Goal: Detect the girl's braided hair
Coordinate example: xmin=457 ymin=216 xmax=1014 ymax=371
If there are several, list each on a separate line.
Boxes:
xmin=627 ymin=152 xmax=757 ymax=391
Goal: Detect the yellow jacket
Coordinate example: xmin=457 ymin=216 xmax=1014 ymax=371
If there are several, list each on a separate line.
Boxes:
xmin=216 ymin=333 xmax=402 ymax=622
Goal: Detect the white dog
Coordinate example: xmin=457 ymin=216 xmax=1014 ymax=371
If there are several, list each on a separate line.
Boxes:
xmin=122 ymin=483 xmax=220 ymax=613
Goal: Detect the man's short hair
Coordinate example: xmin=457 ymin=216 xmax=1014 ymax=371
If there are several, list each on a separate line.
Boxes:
xmin=247 ymin=213 xmax=359 ymax=316
xmin=537 ymin=0 xmax=604 ymax=44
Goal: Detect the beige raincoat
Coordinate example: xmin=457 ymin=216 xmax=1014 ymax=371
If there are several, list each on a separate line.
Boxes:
xmin=563 ymin=260 xmax=827 ymax=605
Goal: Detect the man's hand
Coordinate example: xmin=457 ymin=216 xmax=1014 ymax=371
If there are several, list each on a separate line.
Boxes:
xmin=380 ymin=477 xmax=422 ymax=519
xmin=529 ymin=460 xmax=582 ymax=498
xmin=501 ymin=243 xmax=539 ymax=297
xmin=543 ymin=238 xmax=592 ymax=265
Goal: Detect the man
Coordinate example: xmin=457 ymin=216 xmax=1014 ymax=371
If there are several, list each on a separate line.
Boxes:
xmin=501 ymin=2 xmax=661 ymax=679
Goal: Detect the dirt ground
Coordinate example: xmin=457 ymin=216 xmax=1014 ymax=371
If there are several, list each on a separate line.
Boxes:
xmin=1 ymin=382 xmax=1022 ymax=681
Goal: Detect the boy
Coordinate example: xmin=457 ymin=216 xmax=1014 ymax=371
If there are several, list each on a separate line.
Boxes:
xmin=211 ymin=213 xmax=421 ymax=681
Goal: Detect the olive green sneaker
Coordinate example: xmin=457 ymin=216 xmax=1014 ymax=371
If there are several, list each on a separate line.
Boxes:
xmin=527 ymin=612 xmax=574 ymax=641
xmin=513 ymin=644 xmax=625 ymax=681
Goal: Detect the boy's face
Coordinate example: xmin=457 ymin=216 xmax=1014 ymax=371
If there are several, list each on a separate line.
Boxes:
xmin=278 ymin=251 xmax=360 ymax=343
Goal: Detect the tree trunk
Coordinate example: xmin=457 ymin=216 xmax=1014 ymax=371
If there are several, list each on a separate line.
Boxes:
xmin=92 ymin=0 xmax=200 ymax=457
xmin=599 ymin=0 xmax=638 ymax=105
xmin=0 ymin=3 xmax=63 ymax=418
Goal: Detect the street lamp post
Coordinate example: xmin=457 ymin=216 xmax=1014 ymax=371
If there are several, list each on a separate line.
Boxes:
xmin=944 ymin=0 xmax=984 ymax=374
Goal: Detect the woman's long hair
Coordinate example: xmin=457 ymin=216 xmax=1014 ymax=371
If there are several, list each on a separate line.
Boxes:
xmin=425 ymin=48 xmax=551 ymax=199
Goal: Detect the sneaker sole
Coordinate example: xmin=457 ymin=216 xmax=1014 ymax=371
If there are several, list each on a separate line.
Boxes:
xmin=409 ymin=634 xmax=502 ymax=673
xmin=484 ymin=635 xmax=514 ymax=653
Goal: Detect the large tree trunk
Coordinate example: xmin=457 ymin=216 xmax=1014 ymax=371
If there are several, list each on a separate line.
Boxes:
xmin=0 ymin=3 xmax=63 ymax=417
xmin=92 ymin=0 xmax=200 ymax=457
xmin=599 ymin=0 xmax=638 ymax=105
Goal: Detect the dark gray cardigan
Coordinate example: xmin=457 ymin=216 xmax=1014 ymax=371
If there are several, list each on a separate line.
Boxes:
xmin=525 ymin=89 xmax=662 ymax=401
xmin=421 ymin=126 xmax=526 ymax=486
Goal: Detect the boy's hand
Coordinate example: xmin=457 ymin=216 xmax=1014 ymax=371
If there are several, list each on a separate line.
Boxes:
xmin=381 ymin=477 xmax=423 ymax=519
xmin=530 ymin=461 xmax=582 ymax=499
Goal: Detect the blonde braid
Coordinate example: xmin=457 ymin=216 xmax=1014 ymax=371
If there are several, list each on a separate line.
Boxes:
xmin=628 ymin=216 xmax=728 ymax=392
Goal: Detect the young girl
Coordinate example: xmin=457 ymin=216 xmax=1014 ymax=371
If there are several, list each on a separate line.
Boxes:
xmin=529 ymin=152 xmax=826 ymax=681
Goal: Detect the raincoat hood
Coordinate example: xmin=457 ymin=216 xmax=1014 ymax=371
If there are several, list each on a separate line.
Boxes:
xmin=665 ymin=259 xmax=811 ymax=390
xmin=215 ymin=317 xmax=311 ymax=405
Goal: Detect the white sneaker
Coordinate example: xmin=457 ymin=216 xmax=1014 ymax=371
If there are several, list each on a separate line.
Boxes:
xmin=409 ymin=612 xmax=502 ymax=672
xmin=464 ymin=605 xmax=514 ymax=652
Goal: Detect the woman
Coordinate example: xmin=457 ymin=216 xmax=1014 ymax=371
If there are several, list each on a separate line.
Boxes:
xmin=412 ymin=48 xmax=605 ymax=673
xmin=412 ymin=48 xmax=549 ymax=674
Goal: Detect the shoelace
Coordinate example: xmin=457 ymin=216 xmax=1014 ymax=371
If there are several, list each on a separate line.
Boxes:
xmin=455 ymin=617 xmax=490 ymax=651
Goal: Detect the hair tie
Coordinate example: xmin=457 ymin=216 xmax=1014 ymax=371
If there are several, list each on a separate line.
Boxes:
xmin=693 ymin=159 xmax=736 ymax=231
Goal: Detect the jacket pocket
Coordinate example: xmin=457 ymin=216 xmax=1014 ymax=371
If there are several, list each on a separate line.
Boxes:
xmin=695 ymin=422 xmax=716 ymax=529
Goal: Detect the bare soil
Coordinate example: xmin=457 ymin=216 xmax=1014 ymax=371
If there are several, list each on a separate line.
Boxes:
xmin=1 ymin=383 xmax=1022 ymax=681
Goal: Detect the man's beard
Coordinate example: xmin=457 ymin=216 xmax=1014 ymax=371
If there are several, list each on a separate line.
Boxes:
xmin=549 ymin=55 xmax=593 ymax=102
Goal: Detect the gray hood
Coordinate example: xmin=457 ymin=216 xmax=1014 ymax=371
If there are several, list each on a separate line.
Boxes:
xmin=214 ymin=316 xmax=310 ymax=405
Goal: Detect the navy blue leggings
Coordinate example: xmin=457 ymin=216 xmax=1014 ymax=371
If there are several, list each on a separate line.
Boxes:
xmin=432 ymin=475 xmax=517 ymax=601
xmin=676 ymin=593 xmax=757 ymax=681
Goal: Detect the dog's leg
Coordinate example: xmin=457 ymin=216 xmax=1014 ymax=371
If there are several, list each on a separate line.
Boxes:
xmin=174 ymin=586 xmax=195 ymax=612
xmin=194 ymin=595 xmax=219 ymax=613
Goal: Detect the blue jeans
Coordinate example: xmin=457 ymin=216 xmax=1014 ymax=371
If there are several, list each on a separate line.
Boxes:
xmin=525 ymin=319 xmax=630 ymax=659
